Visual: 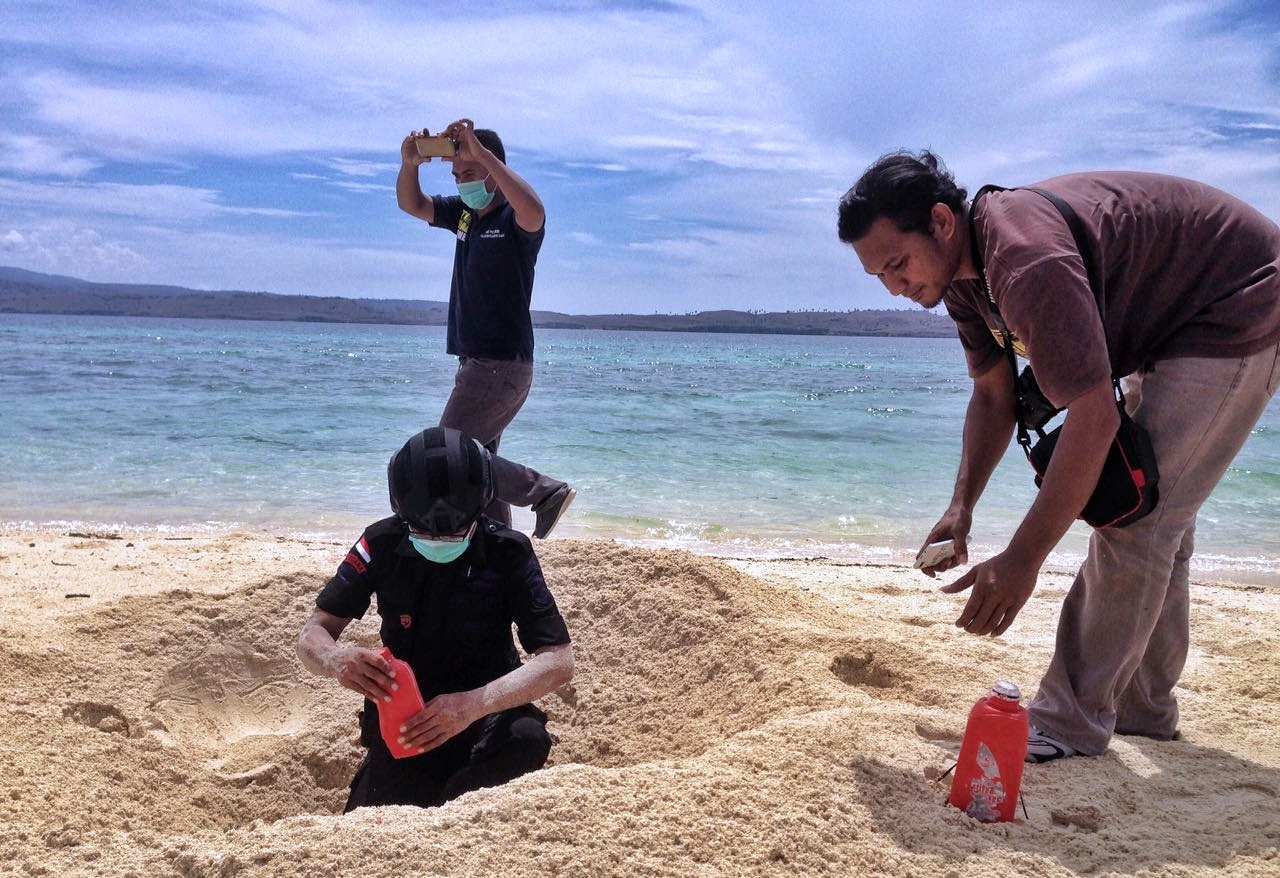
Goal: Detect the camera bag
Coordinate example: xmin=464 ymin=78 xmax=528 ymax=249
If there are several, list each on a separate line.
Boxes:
xmin=1021 ymin=381 xmax=1159 ymax=527
xmin=969 ymin=185 xmax=1160 ymax=529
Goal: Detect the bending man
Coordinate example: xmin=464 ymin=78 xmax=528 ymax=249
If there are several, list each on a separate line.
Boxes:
xmin=838 ymin=151 xmax=1280 ymax=762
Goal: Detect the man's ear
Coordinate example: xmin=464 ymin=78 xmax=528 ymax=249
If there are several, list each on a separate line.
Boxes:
xmin=930 ymin=202 xmax=957 ymax=242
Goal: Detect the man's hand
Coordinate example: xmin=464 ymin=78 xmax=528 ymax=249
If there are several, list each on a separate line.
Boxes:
xmin=400 ymin=130 xmax=431 ymax=167
xmin=939 ymin=376 xmax=1116 ymax=636
xmin=326 ymin=646 xmax=398 ymax=703
xmin=917 ymin=506 xmax=972 ymax=578
xmin=443 ymin=118 xmax=490 ymax=165
xmin=398 ymin=691 xmax=483 ymax=754
xmin=940 ymin=550 xmax=1038 ymax=636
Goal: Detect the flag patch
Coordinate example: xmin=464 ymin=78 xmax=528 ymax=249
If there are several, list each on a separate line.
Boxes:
xmin=343 ymin=537 xmax=371 ymax=574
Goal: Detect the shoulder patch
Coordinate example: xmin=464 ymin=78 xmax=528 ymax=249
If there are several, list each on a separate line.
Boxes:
xmin=343 ymin=537 xmax=371 ymax=574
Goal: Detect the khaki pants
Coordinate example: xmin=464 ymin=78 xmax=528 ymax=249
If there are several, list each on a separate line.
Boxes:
xmin=1029 ymin=341 xmax=1280 ymax=755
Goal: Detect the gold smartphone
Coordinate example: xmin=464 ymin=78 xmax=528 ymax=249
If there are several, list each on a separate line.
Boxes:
xmin=414 ymin=135 xmax=456 ymax=158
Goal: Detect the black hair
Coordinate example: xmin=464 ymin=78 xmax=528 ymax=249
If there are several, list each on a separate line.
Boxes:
xmin=474 ymin=129 xmax=505 ymax=164
xmin=837 ymin=150 xmax=967 ymax=244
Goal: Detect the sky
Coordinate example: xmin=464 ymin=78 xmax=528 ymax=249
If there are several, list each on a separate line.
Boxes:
xmin=2 ymin=0 xmax=1278 ymax=315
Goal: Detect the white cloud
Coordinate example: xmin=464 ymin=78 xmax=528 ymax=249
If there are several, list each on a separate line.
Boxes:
xmin=326 ymin=158 xmax=395 ymax=178
xmin=0 ymin=1 xmax=1277 ymax=311
xmin=565 ymin=231 xmax=603 ymax=247
xmin=0 ymin=220 xmax=148 ymax=277
xmin=0 ymin=177 xmax=316 ymax=222
xmin=0 ymin=133 xmax=99 ymax=177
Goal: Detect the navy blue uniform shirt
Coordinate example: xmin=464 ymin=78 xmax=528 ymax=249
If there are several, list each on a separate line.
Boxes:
xmin=316 ymin=515 xmax=570 ymax=700
xmin=430 ymin=196 xmax=544 ymax=361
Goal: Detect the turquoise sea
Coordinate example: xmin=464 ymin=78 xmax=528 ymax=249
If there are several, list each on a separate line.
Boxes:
xmin=3 ymin=313 xmax=1277 ymax=584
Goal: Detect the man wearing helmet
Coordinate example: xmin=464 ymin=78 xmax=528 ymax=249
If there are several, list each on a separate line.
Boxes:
xmin=297 ymin=427 xmax=575 ymax=810
xmin=398 ymin=117 xmax=574 ymax=539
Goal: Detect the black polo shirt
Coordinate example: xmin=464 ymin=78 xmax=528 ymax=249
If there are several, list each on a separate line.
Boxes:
xmin=430 ymin=195 xmax=544 ymax=361
xmin=316 ymin=515 xmax=570 ymax=700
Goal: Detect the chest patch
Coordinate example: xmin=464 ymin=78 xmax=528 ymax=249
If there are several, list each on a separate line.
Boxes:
xmin=456 ymin=210 xmax=472 ymax=242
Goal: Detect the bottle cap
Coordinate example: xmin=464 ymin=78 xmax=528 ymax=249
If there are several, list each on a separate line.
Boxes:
xmin=991 ymin=680 xmax=1022 ymax=700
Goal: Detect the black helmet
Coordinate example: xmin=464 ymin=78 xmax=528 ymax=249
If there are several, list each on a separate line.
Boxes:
xmin=387 ymin=427 xmax=493 ymax=535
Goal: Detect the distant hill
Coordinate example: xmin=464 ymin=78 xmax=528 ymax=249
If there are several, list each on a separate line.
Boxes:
xmin=0 ymin=266 xmax=954 ymax=338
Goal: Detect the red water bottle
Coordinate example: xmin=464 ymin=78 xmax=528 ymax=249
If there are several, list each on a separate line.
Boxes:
xmin=948 ymin=680 xmax=1028 ymax=822
xmin=376 ymin=647 xmax=426 ymax=759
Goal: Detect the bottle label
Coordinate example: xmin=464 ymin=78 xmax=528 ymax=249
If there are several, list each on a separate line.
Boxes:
xmin=963 ymin=742 xmax=1007 ymax=822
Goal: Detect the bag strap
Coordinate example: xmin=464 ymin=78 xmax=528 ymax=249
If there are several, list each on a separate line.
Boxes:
xmin=969 ymin=184 xmax=1104 ymax=303
xmin=967 ymin=184 xmax=1123 ymax=456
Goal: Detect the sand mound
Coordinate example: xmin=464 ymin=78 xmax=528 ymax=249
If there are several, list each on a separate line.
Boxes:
xmin=1 ymin=531 xmax=1278 ymax=877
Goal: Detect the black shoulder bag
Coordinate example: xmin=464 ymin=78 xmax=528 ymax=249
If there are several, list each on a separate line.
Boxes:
xmin=969 ymin=185 xmax=1159 ymax=529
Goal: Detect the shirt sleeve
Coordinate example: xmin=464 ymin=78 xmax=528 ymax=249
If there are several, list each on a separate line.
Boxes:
xmin=315 ymin=532 xmax=379 ymax=620
xmin=993 ymin=254 xmax=1111 ymax=407
xmin=514 ymin=208 xmax=546 ymax=242
xmin=500 ymin=539 xmax=570 ymax=653
xmin=979 ymin=190 xmax=1112 ymax=406
xmin=429 ymin=195 xmax=466 ymax=232
xmin=944 ymin=281 xmax=1003 ymax=378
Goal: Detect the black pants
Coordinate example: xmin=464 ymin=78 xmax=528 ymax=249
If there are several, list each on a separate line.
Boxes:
xmin=344 ymin=706 xmax=552 ymax=812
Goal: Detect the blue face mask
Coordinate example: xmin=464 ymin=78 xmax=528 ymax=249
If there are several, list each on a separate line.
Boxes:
xmin=408 ymin=534 xmax=471 ymax=564
xmin=457 ymin=176 xmax=494 ymax=210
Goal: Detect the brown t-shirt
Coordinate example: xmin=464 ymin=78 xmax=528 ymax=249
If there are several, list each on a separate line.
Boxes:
xmin=944 ymin=171 xmax=1280 ymax=408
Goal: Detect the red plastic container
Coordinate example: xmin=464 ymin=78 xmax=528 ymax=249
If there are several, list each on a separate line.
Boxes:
xmin=947 ymin=680 xmax=1029 ymax=822
xmin=376 ymin=647 xmax=426 ymax=759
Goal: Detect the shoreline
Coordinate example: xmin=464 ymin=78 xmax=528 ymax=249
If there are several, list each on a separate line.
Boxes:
xmin=5 ymin=517 xmax=1276 ymax=590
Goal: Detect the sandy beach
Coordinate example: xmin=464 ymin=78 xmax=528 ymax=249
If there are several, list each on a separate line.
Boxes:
xmin=1 ymin=527 xmax=1277 ymax=878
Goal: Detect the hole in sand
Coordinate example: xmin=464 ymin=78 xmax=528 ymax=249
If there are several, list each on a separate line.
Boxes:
xmin=150 ymin=642 xmax=312 ymax=761
xmin=63 ymin=701 xmax=130 ymax=736
xmin=830 ymin=650 xmax=902 ymax=689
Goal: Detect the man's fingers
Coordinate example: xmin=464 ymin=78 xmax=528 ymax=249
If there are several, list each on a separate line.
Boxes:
xmin=938 ymin=569 xmax=975 ymax=595
xmin=400 ymin=710 xmax=434 ymax=736
xmin=924 ymin=554 xmax=963 ymax=578
xmin=992 ymin=608 xmax=1018 ymax=637
xmin=342 ymin=656 xmax=395 ymax=701
xmin=960 ymin=595 xmax=999 ymax=634
xmin=343 ymin=675 xmax=386 ymax=701
xmin=954 ymin=592 xmax=978 ymax=629
xmin=401 ymin=717 xmax=456 ymax=753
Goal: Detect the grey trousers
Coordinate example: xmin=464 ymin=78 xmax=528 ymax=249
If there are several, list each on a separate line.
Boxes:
xmin=1029 ymin=341 xmax=1280 ymax=755
xmin=439 ymin=356 xmax=565 ymax=526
